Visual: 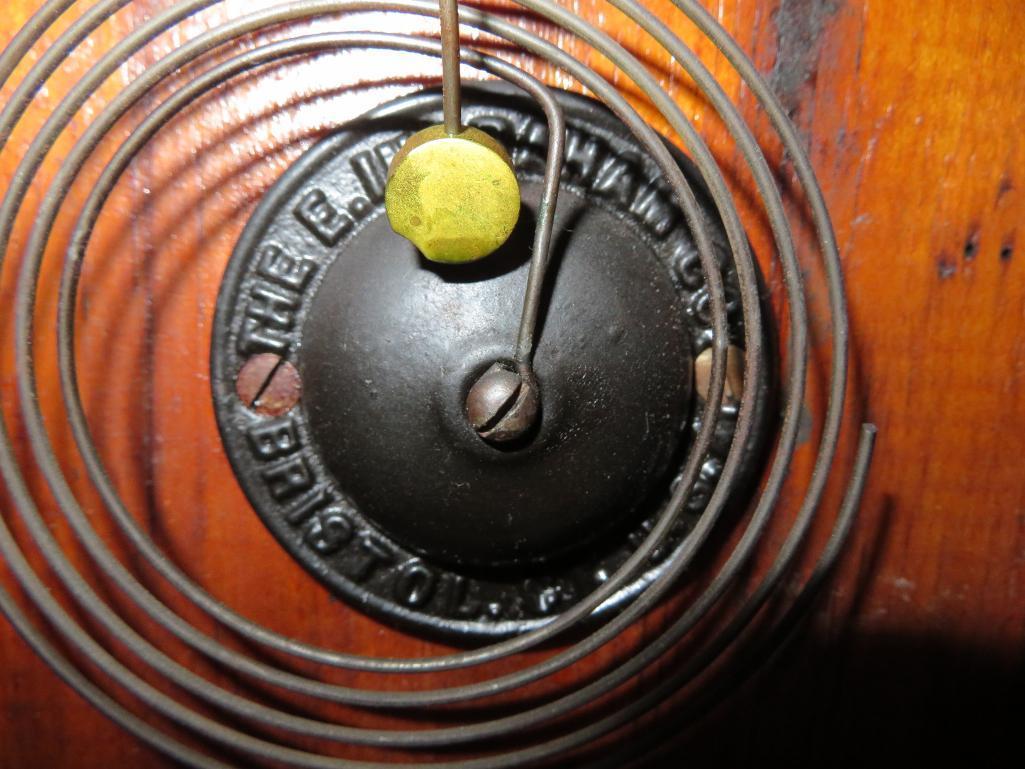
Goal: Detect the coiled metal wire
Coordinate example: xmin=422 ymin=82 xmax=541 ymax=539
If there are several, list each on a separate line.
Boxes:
xmin=0 ymin=0 xmax=877 ymax=766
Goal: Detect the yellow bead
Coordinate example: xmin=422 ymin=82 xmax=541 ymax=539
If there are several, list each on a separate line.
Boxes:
xmin=384 ymin=125 xmax=521 ymax=264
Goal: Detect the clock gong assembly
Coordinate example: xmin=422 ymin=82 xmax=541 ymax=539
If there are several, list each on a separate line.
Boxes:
xmin=0 ymin=1 xmax=1022 ymax=768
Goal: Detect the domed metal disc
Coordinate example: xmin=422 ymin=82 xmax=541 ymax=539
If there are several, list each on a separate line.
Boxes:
xmin=301 ymin=179 xmax=690 ymax=569
xmin=211 ymin=83 xmax=770 ymax=638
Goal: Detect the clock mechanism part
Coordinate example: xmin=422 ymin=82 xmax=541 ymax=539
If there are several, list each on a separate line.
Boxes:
xmin=212 ymin=80 xmax=775 ymax=637
xmin=0 ymin=0 xmax=877 ymax=767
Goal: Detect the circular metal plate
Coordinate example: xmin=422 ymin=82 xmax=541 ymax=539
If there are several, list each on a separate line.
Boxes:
xmin=212 ymin=84 xmax=769 ymax=639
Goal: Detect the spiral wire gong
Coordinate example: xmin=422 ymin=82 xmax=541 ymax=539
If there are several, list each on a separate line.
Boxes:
xmin=0 ymin=0 xmax=877 ymax=766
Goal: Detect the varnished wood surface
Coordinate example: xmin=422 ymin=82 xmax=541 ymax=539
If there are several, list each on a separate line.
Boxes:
xmin=0 ymin=0 xmax=1023 ymax=766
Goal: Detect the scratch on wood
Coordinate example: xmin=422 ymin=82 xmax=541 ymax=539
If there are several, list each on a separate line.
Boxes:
xmin=963 ymin=226 xmax=980 ymax=261
xmin=1000 ymin=236 xmax=1015 ymax=263
xmin=770 ymin=0 xmax=843 ymax=115
xmin=937 ymin=253 xmax=957 ymax=280
xmin=997 ymin=174 xmax=1014 ymax=204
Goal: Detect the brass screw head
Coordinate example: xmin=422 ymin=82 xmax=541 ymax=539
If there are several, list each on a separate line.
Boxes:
xmin=384 ymin=125 xmax=521 ymax=264
xmin=236 ymin=353 xmax=302 ymax=416
xmin=694 ymin=345 xmax=745 ymax=403
xmin=466 ymin=361 xmax=540 ymax=443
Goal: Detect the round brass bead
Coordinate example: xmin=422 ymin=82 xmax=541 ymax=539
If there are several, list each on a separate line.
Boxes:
xmin=384 ymin=125 xmax=521 ymax=264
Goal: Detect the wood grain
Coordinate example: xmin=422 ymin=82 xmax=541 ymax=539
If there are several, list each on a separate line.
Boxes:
xmin=0 ymin=0 xmax=1023 ymax=766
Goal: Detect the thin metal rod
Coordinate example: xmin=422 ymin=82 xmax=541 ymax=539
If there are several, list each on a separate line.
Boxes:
xmin=439 ymin=0 xmax=461 ymax=133
xmin=513 ymin=92 xmax=564 ymax=366
xmin=441 ymin=0 xmax=559 ymax=367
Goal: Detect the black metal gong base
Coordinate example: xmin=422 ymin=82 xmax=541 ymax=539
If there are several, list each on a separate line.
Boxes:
xmin=211 ymin=83 xmax=771 ymax=639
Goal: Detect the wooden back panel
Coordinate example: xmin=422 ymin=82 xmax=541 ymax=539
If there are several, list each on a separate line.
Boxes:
xmin=0 ymin=1 xmax=1022 ymax=765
